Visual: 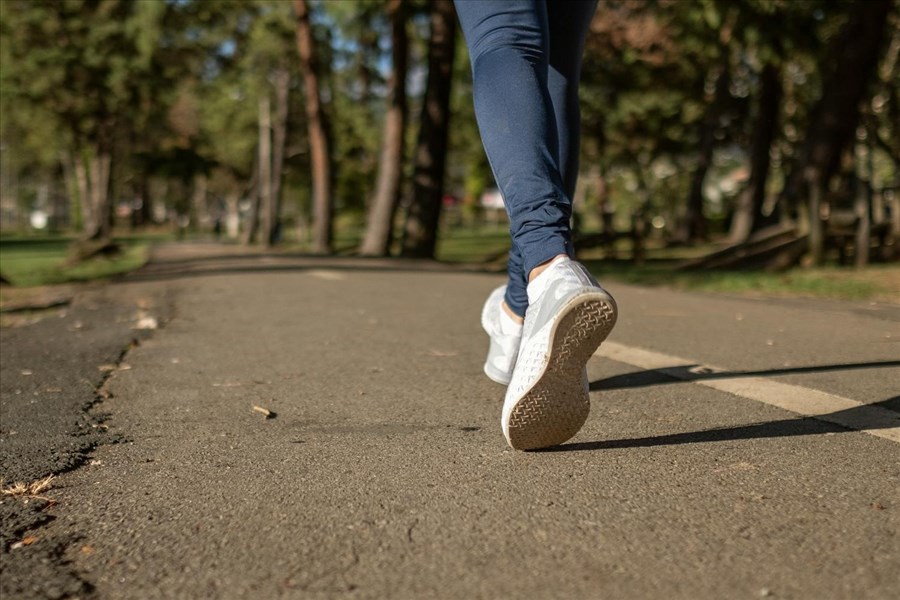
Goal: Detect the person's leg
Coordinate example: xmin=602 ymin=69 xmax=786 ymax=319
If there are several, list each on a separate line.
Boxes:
xmin=504 ymin=243 xmax=528 ymax=319
xmin=546 ymin=0 xmax=598 ymax=201
xmin=454 ymin=1 xmax=570 ymax=319
xmin=460 ymin=0 xmax=616 ymax=450
xmin=500 ymin=0 xmax=597 ymax=320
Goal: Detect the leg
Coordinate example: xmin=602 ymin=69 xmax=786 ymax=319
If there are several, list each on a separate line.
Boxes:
xmin=454 ymin=0 xmax=570 ymax=317
xmin=505 ymin=243 xmax=528 ymax=318
xmin=546 ymin=0 xmax=598 ymax=200
xmin=461 ymin=1 xmax=618 ymax=449
xmin=504 ymin=0 xmax=597 ymax=316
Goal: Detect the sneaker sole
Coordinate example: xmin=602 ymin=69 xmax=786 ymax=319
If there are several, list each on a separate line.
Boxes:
xmin=484 ymin=358 xmax=512 ymax=386
xmin=506 ymin=293 xmax=617 ymax=450
xmin=480 ymin=285 xmax=506 ymax=335
xmin=481 ymin=285 xmax=514 ymax=385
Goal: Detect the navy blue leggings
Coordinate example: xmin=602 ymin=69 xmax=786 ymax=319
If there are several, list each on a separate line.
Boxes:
xmin=454 ymin=0 xmax=597 ymax=317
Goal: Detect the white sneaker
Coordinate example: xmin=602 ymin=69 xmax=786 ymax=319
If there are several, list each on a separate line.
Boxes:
xmin=480 ymin=285 xmax=523 ymax=385
xmin=501 ymin=256 xmax=617 ymax=450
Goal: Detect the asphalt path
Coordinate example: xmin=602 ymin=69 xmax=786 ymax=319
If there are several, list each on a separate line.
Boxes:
xmin=2 ymin=243 xmax=898 ymax=599
xmin=1 ymin=284 xmax=171 ymax=598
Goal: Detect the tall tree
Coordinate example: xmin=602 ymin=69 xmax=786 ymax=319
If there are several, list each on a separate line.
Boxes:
xmin=258 ymin=93 xmax=274 ymax=246
xmin=401 ymin=0 xmax=457 ymax=258
xmin=360 ymin=0 xmax=410 ymax=257
xmin=728 ymin=62 xmax=781 ymax=242
xmin=780 ymin=0 xmax=893 ymax=236
xmin=293 ymin=0 xmax=333 ymax=254
xmin=269 ymin=66 xmax=290 ymax=245
xmin=0 ymin=0 xmax=167 ymax=242
xmin=674 ymin=5 xmax=742 ymax=244
xmin=675 ymin=66 xmax=730 ymax=243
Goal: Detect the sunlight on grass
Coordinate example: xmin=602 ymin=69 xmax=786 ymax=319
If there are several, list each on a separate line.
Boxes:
xmin=0 ymin=235 xmax=158 ymax=287
xmin=431 ymin=231 xmax=897 ymax=303
xmin=436 ymin=227 xmax=510 ymax=263
xmin=584 ymin=260 xmax=897 ymax=302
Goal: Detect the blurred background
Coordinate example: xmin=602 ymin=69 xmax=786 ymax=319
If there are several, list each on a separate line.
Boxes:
xmin=0 ymin=0 xmax=897 ymax=292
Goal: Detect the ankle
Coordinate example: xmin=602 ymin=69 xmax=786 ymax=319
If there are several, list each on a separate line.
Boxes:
xmin=501 ymin=300 xmax=524 ymax=325
xmin=528 ymin=254 xmax=568 ymax=283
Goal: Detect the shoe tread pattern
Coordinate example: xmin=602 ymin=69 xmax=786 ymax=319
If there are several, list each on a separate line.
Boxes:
xmin=507 ymin=297 xmax=616 ymax=450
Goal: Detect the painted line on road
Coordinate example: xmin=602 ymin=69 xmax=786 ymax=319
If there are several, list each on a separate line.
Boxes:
xmin=596 ymin=341 xmax=900 ymax=444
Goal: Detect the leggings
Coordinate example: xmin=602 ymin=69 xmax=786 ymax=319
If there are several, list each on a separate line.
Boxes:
xmin=454 ymin=0 xmax=597 ymax=317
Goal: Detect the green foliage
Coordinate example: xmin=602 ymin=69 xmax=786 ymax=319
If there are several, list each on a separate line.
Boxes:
xmin=0 ymin=235 xmax=156 ymax=286
xmin=1 ymin=0 xmax=895 ymax=269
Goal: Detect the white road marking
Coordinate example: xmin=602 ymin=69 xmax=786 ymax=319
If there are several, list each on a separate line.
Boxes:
xmin=596 ymin=341 xmax=900 ymax=444
xmin=307 ymin=270 xmax=346 ymax=281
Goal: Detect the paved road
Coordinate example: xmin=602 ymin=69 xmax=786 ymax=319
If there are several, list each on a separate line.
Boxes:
xmin=1 ymin=281 xmax=174 ymax=599
xmin=2 ymin=243 xmax=898 ymax=599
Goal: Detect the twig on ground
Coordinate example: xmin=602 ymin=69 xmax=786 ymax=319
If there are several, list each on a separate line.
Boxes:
xmin=253 ymin=405 xmax=276 ymax=419
xmin=1 ymin=475 xmax=56 ymax=503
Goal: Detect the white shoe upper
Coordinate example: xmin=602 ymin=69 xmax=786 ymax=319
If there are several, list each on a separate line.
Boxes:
xmin=501 ymin=256 xmax=613 ymax=434
xmin=481 ymin=285 xmax=523 ymax=385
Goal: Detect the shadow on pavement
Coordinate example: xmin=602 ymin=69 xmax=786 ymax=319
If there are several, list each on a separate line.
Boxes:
xmin=541 ymin=397 xmax=897 ymax=452
xmin=559 ymin=361 xmax=900 ymax=452
xmin=590 ymin=360 xmax=900 ymax=392
xmin=116 ymin=248 xmax=505 ymax=285
xmin=546 ymin=397 xmax=899 ymax=453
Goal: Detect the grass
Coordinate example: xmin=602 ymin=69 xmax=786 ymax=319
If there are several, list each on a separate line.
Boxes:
xmin=1 ymin=475 xmax=55 ymax=501
xmin=0 ymin=232 xmax=169 ymax=287
xmin=581 ymin=260 xmax=897 ymax=302
xmin=436 ymin=227 xmax=511 ymax=263
xmin=432 ymin=227 xmax=898 ymax=303
xmin=3 ymin=226 xmax=894 ymax=303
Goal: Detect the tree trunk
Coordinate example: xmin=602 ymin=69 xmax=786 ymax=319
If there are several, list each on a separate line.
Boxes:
xmin=61 ymin=152 xmax=84 ymax=232
xmin=807 ymin=171 xmax=824 ymax=266
xmin=779 ymin=0 xmax=893 ymax=217
xmin=400 ymin=0 xmax=456 ymax=258
xmin=854 ymin=178 xmax=871 ymax=268
xmin=729 ymin=63 xmax=781 ymax=243
xmin=293 ymin=0 xmax=333 ymax=254
xmin=360 ymin=0 xmax=409 ymax=257
xmin=270 ymin=67 xmax=290 ymax=245
xmin=85 ymin=147 xmax=112 ymax=241
xmin=594 ymin=166 xmax=617 ymax=259
xmin=225 ymin=189 xmax=240 ymax=240
xmin=72 ymin=152 xmax=93 ymax=236
xmin=677 ymin=68 xmax=730 ymax=244
xmin=258 ymin=93 xmax=274 ymax=247
xmin=191 ymin=173 xmax=209 ymax=233
xmin=242 ymin=167 xmax=260 ymax=245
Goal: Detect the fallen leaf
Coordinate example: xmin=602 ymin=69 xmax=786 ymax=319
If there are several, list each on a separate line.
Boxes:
xmin=20 ymin=370 xmax=33 ymax=376
xmin=252 ymin=405 xmax=276 ymax=419
xmin=132 ymin=316 xmax=158 ymax=330
xmin=81 ymin=545 xmax=95 ymax=555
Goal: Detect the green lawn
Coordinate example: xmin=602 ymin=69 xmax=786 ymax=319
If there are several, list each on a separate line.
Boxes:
xmin=434 ymin=228 xmax=898 ymax=303
xmin=0 ymin=233 xmax=168 ymax=287
xmin=580 ymin=259 xmax=896 ymax=302
xmin=436 ymin=227 xmax=510 ymax=263
xmin=3 ymin=227 xmax=894 ymax=303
